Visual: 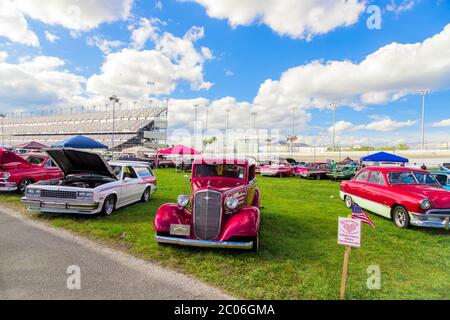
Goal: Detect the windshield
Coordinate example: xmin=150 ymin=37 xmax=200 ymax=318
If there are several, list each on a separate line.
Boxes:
xmin=388 ymin=171 xmax=440 ymax=186
xmin=413 ymin=172 xmax=440 ymax=186
xmin=195 ymin=164 xmax=245 ymax=179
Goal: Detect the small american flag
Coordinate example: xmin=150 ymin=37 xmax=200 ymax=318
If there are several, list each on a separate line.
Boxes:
xmin=352 ymin=203 xmax=376 ymax=228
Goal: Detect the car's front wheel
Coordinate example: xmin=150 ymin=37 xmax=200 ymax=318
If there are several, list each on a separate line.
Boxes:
xmin=17 ymin=179 xmax=33 ymax=194
xmin=393 ymin=206 xmax=410 ymax=229
xmin=102 ymin=195 xmax=116 ymax=216
xmin=345 ymin=195 xmax=353 ymax=208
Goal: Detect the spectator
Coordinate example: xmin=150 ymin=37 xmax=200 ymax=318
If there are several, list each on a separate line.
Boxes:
xmin=421 ymin=164 xmax=428 ymax=171
xmin=331 ymin=160 xmax=337 ymax=169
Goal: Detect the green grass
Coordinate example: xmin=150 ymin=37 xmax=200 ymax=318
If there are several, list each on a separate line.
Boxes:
xmin=1 ymin=169 xmax=449 ymax=300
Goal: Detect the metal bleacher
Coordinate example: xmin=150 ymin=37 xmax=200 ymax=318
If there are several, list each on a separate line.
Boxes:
xmin=2 ymin=107 xmax=168 ymax=150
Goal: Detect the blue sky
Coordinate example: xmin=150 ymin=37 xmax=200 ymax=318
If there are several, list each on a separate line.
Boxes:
xmin=0 ymin=0 xmax=449 ymax=147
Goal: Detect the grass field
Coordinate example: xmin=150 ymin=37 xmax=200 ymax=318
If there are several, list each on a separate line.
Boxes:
xmin=1 ymin=169 xmax=449 ymax=300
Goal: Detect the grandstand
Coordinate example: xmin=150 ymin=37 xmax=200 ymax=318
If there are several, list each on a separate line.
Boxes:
xmin=0 ymin=107 xmax=168 ymax=151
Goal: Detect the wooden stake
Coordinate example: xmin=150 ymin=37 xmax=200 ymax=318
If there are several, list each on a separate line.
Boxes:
xmin=339 ymin=246 xmax=352 ymax=300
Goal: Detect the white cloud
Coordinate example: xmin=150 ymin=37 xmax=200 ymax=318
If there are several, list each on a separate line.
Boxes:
xmin=255 ymin=23 xmax=450 ymax=111
xmin=0 ymin=51 xmax=7 ymax=62
xmin=0 ymin=0 xmax=39 ymax=47
xmin=44 ymin=31 xmax=59 ymax=43
xmin=184 ymin=0 xmax=366 ymax=40
xmin=87 ymin=36 xmax=124 ymax=55
xmin=130 ymin=18 xmax=161 ymax=50
xmin=13 ymin=0 xmax=134 ymax=31
xmin=161 ymin=96 xmax=311 ymax=136
xmin=0 ymin=55 xmax=85 ymax=109
xmin=432 ymin=119 xmax=450 ymax=128
xmin=87 ymin=23 xmax=213 ymax=98
xmin=87 ymin=49 xmax=178 ymax=98
xmin=330 ymin=118 xmax=417 ymax=133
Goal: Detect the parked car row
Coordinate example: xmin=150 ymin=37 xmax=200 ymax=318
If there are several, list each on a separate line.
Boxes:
xmin=2 ymin=147 xmax=449 ymax=254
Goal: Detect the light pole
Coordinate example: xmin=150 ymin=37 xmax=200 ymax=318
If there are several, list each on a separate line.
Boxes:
xmin=193 ymin=104 xmax=199 ymax=148
xmin=330 ymin=101 xmax=340 ymax=152
xmin=418 ymin=89 xmax=431 ymax=150
xmin=225 ymin=108 xmax=230 ymax=154
xmin=251 ymin=111 xmax=258 ymax=156
xmin=0 ymin=113 xmax=6 ymax=148
xmin=290 ymin=107 xmax=298 ymax=156
xmin=203 ymin=104 xmax=209 ymax=152
xmin=109 ymin=95 xmax=120 ymax=151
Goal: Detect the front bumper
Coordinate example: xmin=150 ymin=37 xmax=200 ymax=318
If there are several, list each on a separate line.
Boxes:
xmin=410 ymin=211 xmax=450 ymax=229
xmin=0 ymin=181 xmax=17 ymax=191
xmin=21 ymin=198 xmax=100 ymax=214
xmin=155 ymin=235 xmax=254 ymax=250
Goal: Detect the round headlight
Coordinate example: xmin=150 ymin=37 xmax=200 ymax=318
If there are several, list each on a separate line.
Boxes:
xmin=177 ymin=194 xmax=189 ymax=207
xmin=226 ymin=197 xmax=239 ymax=210
xmin=3 ymin=172 xmax=11 ymax=180
xmin=420 ymin=199 xmax=432 ymax=210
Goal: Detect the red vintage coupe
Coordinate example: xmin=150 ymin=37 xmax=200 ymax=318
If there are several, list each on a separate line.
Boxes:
xmin=259 ymin=159 xmax=294 ymax=177
xmin=296 ymin=162 xmax=332 ymax=180
xmin=340 ymin=166 xmax=450 ymax=229
xmin=0 ymin=149 xmax=63 ymax=193
xmin=154 ymin=157 xmax=261 ymax=250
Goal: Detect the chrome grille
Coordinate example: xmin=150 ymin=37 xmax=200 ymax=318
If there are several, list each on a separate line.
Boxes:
xmin=41 ymin=190 xmax=77 ymax=200
xmin=194 ymin=190 xmax=222 ymax=240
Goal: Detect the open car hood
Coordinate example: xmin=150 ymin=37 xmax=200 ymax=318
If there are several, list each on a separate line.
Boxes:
xmin=0 ymin=149 xmax=32 ymax=169
xmin=46 ymin=148 xmax=117 ymax=179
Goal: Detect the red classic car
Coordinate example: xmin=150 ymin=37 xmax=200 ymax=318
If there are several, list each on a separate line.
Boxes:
xmin=0 ymin=149 xmax=63 ymax=193
xmin=296 ymin=162 xmax=332 ymax=180
xmin=340 ymin=166 xmax=450 ymax=229
xmin=259 ymin=160 xmax=294 ymax=177
xmin=154 ymin=157 xmax=261 ymax=250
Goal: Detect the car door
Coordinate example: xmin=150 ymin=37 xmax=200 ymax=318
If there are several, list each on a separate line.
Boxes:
xmin=349 ymin=170 xmax=371 ymax=205
xmin=364 ymin=170 xmax=391 ymax=218
xmin=122 ymin=166 xmax=142 ymax=204
xmin=43 ymin=159 xmax=62 ymax=179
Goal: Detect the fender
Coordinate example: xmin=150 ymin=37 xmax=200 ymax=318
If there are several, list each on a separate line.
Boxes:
xmin=154 ymin=204 xmax=192 ymax=232
xmin=220 ymin=206 xmax=260 ymax=241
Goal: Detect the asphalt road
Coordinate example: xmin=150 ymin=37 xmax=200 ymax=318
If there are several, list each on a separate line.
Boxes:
xmin=0 ymin=208 xmax=231 ymax=300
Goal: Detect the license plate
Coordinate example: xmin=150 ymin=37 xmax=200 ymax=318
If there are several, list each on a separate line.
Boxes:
xmin=170 ymin=224 xmax=191 ymax=236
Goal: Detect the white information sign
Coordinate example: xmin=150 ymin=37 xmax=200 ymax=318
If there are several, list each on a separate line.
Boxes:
xmin=338 ymin=217 xmax=361 ymax=248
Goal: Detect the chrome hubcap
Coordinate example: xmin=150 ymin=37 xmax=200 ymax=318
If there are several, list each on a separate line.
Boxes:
xmin=396 ymin=210 xmax=406 ymax=226
xmin=346 ymin=197 xmax=352 ymax=208
xmin=144 ymin=190 xmax=150 ymax=201
xmin=105 ymin=200 xmax=114 ymax=215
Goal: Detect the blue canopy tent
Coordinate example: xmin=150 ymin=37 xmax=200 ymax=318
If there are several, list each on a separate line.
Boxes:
xmin=51 ymin=135 xmax=108 ymax=149
xmin=360 ymin=152 xmax=409 ymax=163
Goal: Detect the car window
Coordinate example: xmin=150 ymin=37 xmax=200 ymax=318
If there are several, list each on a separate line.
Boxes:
xmin=413 ymin=172 xmax=440 ymax=186
xmin=111 ymin=165 xmax=122 ymax=178
xmin=434 ymin=174 xmax=448 ymax=186
xmin=123 ymin=166 xmax=138 ymax=179
xmin=44 ymin=159 xmax=56 ymax=168
xmin=388 ymin=172 xmax=417 ymax=185
xmin=355 ymin=171 xmax=369 ymax=182
xmin=26 ymin=156 xmax=45 ymax=165
xmin=134 ymin=166 xmax=153 ymax=178
xmin=248 ymin=165 xmax=256 ymax=181
xmin=368 ymin=171 xmax=385 ymax=185
xmin=195 ymin=164 xmax=245 ymax=179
